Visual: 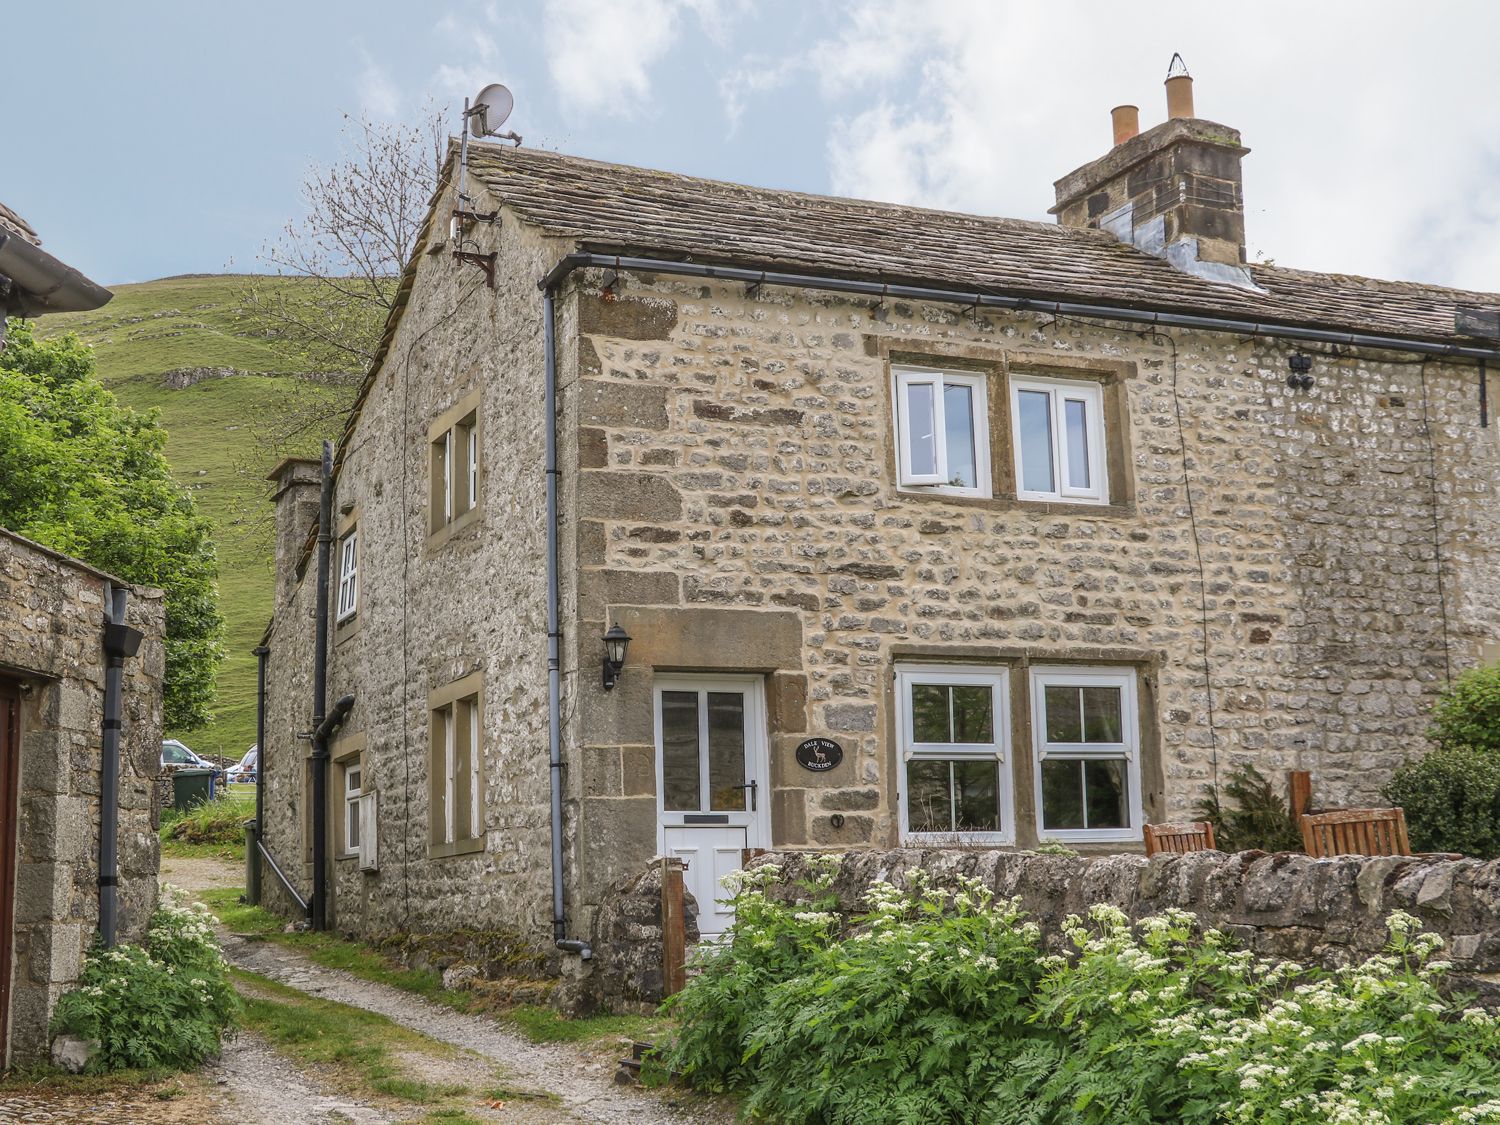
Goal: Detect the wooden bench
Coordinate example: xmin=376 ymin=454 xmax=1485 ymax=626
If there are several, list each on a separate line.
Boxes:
xmin=1143 ymin=821 xmax=1217 ymax=857
xmin=1300 ymin=807 xmax=1410 ymax=858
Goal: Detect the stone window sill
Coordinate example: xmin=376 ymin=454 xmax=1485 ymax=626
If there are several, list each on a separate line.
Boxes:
xmin=425 ymin=835 xmax=486 ymax=860
xmin=896 ymin=488 xmax=1135 ymax=519
xmin=425 ymin=506 xmax=483 ymax=553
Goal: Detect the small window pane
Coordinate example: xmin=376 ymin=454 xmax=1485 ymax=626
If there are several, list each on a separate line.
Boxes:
xmin=1017 ymin=390 xmax=1055 ymax=493
xmin=950 ymin=685 xmax=994 ymax=744
xmin=660 ymin=691 xmax=701 ymax=812
xmin=911 ymin=684 xmax=950 ymax=743
xmin=346 ymin=767 xmax=361 ymax=795
xmin=1085 ymin=759 xmax=1130 ymax=828
xmin=954 ymin=760 xmax=1000 ymax=831
xmin=943 ymin=382 xmax=977 ymax=489
xmin=1082 ymin=686 xmax=1123 ymax=742
xmin=905 ymin=382 xmax=938 ymax=478
xmin=707 ymin=692 xmax=747 ymax=811
xmin=1041 ymin=759 xmax=1085 ymax=829
xmin=1044 ymin=685 xmax=1082 ymax=743
xmin=1064 ymin=399 xmax=1091 ymax=489
xmin=906 ymin=759 xmax=951 ymax=833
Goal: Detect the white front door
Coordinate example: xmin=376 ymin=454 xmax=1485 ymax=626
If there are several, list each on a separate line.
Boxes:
xmin=654 ymin=675 xmax=769 ymax=938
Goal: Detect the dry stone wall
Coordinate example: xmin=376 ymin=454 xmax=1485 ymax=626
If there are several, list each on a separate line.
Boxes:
xmin=0 ymin=531 xmax=164 ymax=1063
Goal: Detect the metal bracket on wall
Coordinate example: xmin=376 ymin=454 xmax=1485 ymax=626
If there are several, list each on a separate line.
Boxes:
xmin=453 ymin=250 xmax=497 ymax=288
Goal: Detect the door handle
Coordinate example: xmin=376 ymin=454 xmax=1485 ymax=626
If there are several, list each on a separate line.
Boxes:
xmin=731 ymin=780 xmax=758 ymax=812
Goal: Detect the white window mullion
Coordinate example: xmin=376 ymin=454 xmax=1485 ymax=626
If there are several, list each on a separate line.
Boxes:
xmin=467 ymin=426 xmax=478 ymax=512
xmin=469 ymin=700 xmax=481 ymax=840
xmin=443 ymin=430 xmax=453 ymax=523
xmin=443 ymin=706 xmax=456 ymax=844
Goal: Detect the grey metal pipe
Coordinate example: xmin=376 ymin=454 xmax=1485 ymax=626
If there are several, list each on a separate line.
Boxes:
xmin=256 ymin=839 xmax=310 ymax=916
xmin=538 ymin=252 xmax=1500 ymax=366
xmin=98 ymin=585 xmax=142 ymax=948
xmin=310 ymin=441 xmax=334 ymax=931
xmin=541 ymin=290 xmax=571 ymax=950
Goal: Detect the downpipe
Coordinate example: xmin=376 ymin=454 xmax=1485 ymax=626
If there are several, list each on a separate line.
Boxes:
xmin=310 ymin=441 xmax=334 ymax=932
xmin=247 ymin=643 xmax=269 ymax=905
xmin=542 ymin=287 xmax=592 ymax=962
xmin=99 ymin=584 xmax=144 ymax=948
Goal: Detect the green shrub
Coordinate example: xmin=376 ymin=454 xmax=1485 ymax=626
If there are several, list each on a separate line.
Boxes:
xmin=1384 ymin=747 xmax=1500 ymax=859
xmin=1430 ymin=663 xmax=1500 ymax=754
xmin=662 ymin=867 xmax=1500 ymax=1124
xmin=51 ymin=889 xmax=238 ymax=1071
xmin=1195 ymin=761 xmax=1303 ymax=853
xmin=165 ymin=796 xmax=249 ymax=845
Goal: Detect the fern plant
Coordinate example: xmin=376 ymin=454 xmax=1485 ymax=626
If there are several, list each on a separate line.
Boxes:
xmin=1195 ymin=761 xmax=1302 ymax=853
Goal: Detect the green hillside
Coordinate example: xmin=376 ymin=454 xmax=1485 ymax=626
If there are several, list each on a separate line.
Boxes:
xmin=39 ymin=275 xmax=351 ymax=759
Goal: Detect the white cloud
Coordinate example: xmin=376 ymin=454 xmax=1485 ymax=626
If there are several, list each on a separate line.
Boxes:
xmin=542 ymin=0 xmax=731 ymax=117
xmin=744 ymin=0 xmax=1500 ymax=290
xmin=356 ymin=49 xmax=402 ymax=119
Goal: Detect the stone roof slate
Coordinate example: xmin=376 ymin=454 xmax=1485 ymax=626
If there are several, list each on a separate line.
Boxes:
xmin=465 ymin=143 xmax=1499 ymax=346
xmin=0 ymin=202 xmax=40 ymax=246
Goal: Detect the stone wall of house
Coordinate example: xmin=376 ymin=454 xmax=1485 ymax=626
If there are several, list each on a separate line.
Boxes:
xmin=582 ymin=848 xmax=1500 ymax=1011
xmin=259 ymin=175 xmax=572 ymax=952
xmin=565 ymin=266 xmax=1500 ymax=923
xmin=0 ymin=531 xmax=164 ymax=1064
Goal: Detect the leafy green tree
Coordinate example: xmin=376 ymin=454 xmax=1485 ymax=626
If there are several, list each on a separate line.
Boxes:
xmin=0 ymin=322 xmax=223 ymax=729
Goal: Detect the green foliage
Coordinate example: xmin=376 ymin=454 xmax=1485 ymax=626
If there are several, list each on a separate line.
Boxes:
xmin=1384 ymin=747 xmax=1500 ymax=859
xmin=662 ymin=867 xmax=1500 ymax=1124
xmin=165 ymin=796 xmax=250 ymax=845
xmin=0 ymin=323 xmax=223 ymax=729
xmin=1430 ymin=663 xmax=1500 ymax=754
xmin=50 ymin=892 xmax=237 ymax=1072
xmin=1195 ymin=761 xmax=1303 ymax=853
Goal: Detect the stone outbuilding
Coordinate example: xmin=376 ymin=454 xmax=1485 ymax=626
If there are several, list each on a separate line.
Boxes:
xmin=0 ymin=531 xmax=164 ymax=1065
xmin=256 ymin=67 xmax=1500 ymax=977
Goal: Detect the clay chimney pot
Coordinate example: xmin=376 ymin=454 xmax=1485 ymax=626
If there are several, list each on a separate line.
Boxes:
xmin=1111 ymin=105 xmax=1140 ymax=146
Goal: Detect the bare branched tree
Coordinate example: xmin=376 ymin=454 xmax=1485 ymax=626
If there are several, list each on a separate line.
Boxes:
xmin=239 ymin=106 xmax=448 ymax=456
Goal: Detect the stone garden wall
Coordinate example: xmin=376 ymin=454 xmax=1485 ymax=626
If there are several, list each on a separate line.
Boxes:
xmin=582 ymin=847 xmax=1500 ymax=1012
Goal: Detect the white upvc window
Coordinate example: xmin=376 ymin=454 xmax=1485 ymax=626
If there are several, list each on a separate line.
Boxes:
xmin=442 ymin=430 xmax=454 ymax=524
xmin=336 ymin=531 xmax=359 ymax=622
xmin=1009 ymin=375 xmax=1107 ymax=504
xmin=893 ymin=366 xmax=991 ymax=497
xmin=443 ymin=704 xmax=457 ymax=845
xmin=343 ymin=762 xmax=362 ymax=854
xmin=431 ymin=693 xmax=483 ymax=848
xmin=1030 ymin=667 xmax=1142 ymax=844
xmin=895 ymin=664 xmax=1013 ymax=845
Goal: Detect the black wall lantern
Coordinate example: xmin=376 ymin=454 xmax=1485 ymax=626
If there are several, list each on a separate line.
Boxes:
xmin=601 ymin=623 xmax=631 ymax=691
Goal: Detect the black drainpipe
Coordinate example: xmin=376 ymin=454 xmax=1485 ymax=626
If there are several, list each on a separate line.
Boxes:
xmin=247 ymin=643 xmax=269 ymax=905
xmin=310 ymin=441 xmax=333 ymax=931
xmin=99 ymin=583 xmax=143 ymax=948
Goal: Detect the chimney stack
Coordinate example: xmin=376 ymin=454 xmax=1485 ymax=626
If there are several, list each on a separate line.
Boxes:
xmin=1050 ymin=55 xmax=1260 ymax=291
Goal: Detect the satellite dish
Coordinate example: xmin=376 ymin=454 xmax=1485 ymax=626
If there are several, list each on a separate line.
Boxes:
xmin=469 ymin=84 xmax=514 ymax=137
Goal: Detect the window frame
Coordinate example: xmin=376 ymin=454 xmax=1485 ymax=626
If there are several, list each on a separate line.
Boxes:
xmin=427 ymin=392 xmax=482 ymax=542
xmin=342 ymin=761 xmax=362 ymax=856
xmin=1009 ymin=374 xmax=1108 ymax=504
xmin=892 ymin=365 xmax=992 ymax=499
xmin=336 ymin=530 xmax=359 ymax=623
xmin=427 ymin=676 xmax=485 ymax=857
xmin=1029 ymin=666 xmax=1142 ymax=844
xmin=894 ymin=663 xmax=1014 ymax=846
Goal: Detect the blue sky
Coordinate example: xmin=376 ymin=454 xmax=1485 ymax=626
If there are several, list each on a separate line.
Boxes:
xmin=9 ymin=1 xmax=1500 ymax=291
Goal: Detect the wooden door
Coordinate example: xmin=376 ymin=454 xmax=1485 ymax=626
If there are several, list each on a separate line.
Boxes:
xmin=0 ymin=679 xmax=20 ymax=1065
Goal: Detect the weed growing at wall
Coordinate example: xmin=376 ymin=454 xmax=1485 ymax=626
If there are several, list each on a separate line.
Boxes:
xmin=51 ymin=889 xmax=238 ymax=1072
xmin=662 ymin=861 xmax=1500 ymax=1123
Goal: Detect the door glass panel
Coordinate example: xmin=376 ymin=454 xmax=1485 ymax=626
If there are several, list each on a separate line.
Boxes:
xmin=1040 ymin=759 xmax=1085 ymax=829
xmin=1084 ymin=759 xmax=1129 ymax=828
xmin=1064 ymin=399 xmax=1091 ymax=489
xmin=905 ymin=759 xmax=950 ymax=833
xmin=707 ymin=692 xmax=747 ymax=811
xmin=942 ymin=382 xmax=977 ymax=488
xmin=910 ymin=684 xmax=950 ymax=743
xmin=954 ymin=760 xmax=1000 ymax=831
xmin=1043 ymin=685 xmax=1082 ymax=742
xmin=1082 ymin=686 xmax=1123 ymax=742
xmin=660 ymin=690 xmax=701 ymax=812
xmin=1017 ymin=390 xmax=1054 ymax=492
xmin=904 ymin=381 xmax=937 ymax=477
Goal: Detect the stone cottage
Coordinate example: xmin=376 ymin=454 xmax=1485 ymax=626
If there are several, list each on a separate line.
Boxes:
xmin=0 ymin=531 xmax=164 ymax=1065
xmin=257 ymin=68 xmax=1500 ymax=965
